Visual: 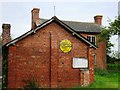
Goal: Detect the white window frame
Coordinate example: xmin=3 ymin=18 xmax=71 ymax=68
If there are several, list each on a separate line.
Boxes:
xmin=87 ymin=35 xmax=96 ymax=45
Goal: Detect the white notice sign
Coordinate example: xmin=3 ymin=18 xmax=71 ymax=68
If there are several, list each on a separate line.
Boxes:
xmin=72 ymin=58 xmax=88 ymax=68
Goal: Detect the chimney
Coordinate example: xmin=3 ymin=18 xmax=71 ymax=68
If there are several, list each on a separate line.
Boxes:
xmin=31 ymin=8 xmax=40 ymax=29
xmin=2 ymin=24 xmax=11 ymax=45
xmin=94 ymin=15 xmax=103 ymax=25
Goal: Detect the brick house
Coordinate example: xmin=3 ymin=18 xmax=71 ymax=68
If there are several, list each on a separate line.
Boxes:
xmin=2 ymin=8 xmax=106 ymax=89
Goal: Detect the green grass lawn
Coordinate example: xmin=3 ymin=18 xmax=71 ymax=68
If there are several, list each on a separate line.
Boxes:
xmin=89 ymin=73 xmax=119 ymax=88
xmin=80 ymin=69 xmax=120 ymax=89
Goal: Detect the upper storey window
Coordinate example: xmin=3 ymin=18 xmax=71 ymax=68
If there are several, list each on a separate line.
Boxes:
xmin=87 ymin=35 xmax=96 ymax=45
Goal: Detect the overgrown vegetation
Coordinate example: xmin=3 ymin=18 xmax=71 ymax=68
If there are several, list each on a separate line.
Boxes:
xmin=77 ymin=68 xmax=119 ymax=89
xmin=89 ymin=70 xmax=119 ymax=88
xmin=107 ymin=54 xmax=120 ymax=71
xmin=107 ymin=64 xmax=120 ymax=70
xmin=98 ymin=27 xmax=114 ymax=55
xmin=108 ymin=15 xmax=120 ymax=35
xmin=23 ymin=79 xmax=40 ymax=90
xmin=98 ymin=15 xmax=120 ymax=55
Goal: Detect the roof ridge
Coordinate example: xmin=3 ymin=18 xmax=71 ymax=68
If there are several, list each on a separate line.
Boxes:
xmin=41 ymin=18 xmax=96 ymax=24
xmin=3 ymin=16 xmax=97 ymax=49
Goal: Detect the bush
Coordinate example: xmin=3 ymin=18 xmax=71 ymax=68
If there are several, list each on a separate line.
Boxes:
xmin=107 ymin=55 xmax=117 ymax=64
xmin=95 ymin=68 xmax=109 ymax=76
xmin=23 ymin=79 xmax=40 ymax=90
xmin=107 ymin=64 xmax=120 ymax=71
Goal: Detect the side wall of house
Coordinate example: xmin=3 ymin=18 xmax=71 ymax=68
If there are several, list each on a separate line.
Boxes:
xmin=7 ymin=22 xmax=95 ymax=88
xmin=80 ymin=33 xmax=106 ymax=70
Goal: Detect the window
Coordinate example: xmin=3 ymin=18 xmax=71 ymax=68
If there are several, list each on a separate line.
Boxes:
xmin=87 ymin=35 xmax=96 ymax=45
xmin=94 ymin=54 xmax=97 ymax=65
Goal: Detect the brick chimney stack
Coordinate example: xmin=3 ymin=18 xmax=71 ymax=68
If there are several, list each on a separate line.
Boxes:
xmin=31 ymin=8 xmax=40 ymax=29
xmin=2 ymin=24 xmax=11 ymax=45
xmin=94 ymin=15 xmax=103 ymax=25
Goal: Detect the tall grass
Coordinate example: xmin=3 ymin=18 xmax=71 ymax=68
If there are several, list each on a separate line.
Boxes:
xmin=107 ymin=64 xmax=120 ymax=70
xmin=88 ymin=68 xmax=119 ymax=88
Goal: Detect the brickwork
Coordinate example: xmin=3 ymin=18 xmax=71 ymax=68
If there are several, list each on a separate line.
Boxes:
xmin=7 ymin=22 xmax=95 ymax=88
xmin=83 ymin=70 xmax=89 ymax=86
xmin=96 ymin=39 xmax=107 ymax=69
xmin=80 ymin=33 xmax=107 ymax=70
xmin=88 ymin=47 xmax=95 ymax=83
xmin=94 ymin=15 xmax=103 ymax=25
xmin=31 ymin=8 xmax=40 ymax=29
xmin=2 ymin=24 xmax=11 ymax=45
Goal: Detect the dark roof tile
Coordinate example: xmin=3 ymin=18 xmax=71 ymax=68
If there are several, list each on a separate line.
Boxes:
xmin=40 ymin=18 xmax=101 ymax=33
xmin=4 ymin=17 xmax=97 ymax=49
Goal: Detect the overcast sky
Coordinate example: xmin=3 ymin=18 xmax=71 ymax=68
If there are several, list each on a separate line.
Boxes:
xmin=0 ymin=0 xmax=119 ymax=51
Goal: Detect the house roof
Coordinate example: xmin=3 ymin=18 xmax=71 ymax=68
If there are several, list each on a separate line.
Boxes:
xmin=39 ymin=18 xmax=101 ymax=33
xmin=3 ymin=16 xmax=98 ymax=49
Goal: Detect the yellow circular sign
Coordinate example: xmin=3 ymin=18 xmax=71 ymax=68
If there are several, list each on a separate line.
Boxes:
xmin=60 ymin=39 xmax=72 ymax=53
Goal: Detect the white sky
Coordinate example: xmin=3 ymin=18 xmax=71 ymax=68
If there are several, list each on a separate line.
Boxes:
xmin=0 ymin=0 xmax=119 ymax=51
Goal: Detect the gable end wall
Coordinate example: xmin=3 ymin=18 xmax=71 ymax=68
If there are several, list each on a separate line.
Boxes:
xmin=7 ymin=22 xmax=95 ymax=88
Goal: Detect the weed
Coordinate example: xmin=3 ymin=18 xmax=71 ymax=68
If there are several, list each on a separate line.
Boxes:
xmin=23 ymin=79 xmax=40 ymax=90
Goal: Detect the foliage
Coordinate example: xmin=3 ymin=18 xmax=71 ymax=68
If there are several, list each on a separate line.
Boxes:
xmin=107 ymin=55 xmax=119 ymax=64
xmin=0 ymin=34 xmax=2 ymax=46
xmin=2 ymin=47 xmax=8 ymax=89
xmin=77 ymin=69 xmax=119 ymax=89
xmin=98 ymin=15 xmax=120 ymax=55
xmin=0 ymin=34 xmax=2 ymax=55
xmin=23 ymin=79 xmax=40 ymax=90
xmin=111 ymin=51 xmax=120 ymax=59
xmin=89 ymin=69 xmax=119 ymax=88
xmin=94 ymin=68 xmax=109 ymax=76
xmin=98 ymin=27 xmax=114 ymax=54
xmin=89 ymin=72 xmax=119 ymax=88
xmin=107 ymin=64 xmax=120 ymax=70
xmin=108 ymin=15 xmax=120 ymax=35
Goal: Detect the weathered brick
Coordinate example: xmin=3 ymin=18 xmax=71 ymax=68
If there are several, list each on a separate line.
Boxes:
xmin=8 ymin=22 xmax=95 ymax=88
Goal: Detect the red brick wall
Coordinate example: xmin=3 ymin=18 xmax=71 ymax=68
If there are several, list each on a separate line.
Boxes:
xmin=96 ymin=39 xmax=107 ymax=69
xmin=88 ymin=48 xmax=95 ymax=83
xmin=8 ymin=22 xmax=95 ymax=88
xmin=80 ymin=33 xmax=107 ymax=70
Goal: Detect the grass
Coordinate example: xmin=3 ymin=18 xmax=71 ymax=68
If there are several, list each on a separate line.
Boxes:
xmin=89 ymin=73 xmax=119 ymax=88
xmin=80 ymin=69 xmax=120 ymax=89
xmin=0 ymin=68 xmax=119 ymax=89
xmin=66 ymin=69 xmax=120 ymax=90
xmin=0 ymin=83 xmax=2 ymax=90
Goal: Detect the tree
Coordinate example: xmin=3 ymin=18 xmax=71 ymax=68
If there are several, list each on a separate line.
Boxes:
xmin=98 ymin=15 xmax=120 ymax=55
xmin=98 ymin=15 xmax=120 ymax=64
xmin=98 ymin=27 xmax=114 ymax=55
xmin=0 ymin=34 xmax=2 ymax=55
xmin=0 ymin=34 xmax=2 ymax=46
xmin=111 ymin=51 xmax=120 ymax=59
xmin=108 ymin=15 xmax=120 ymax=35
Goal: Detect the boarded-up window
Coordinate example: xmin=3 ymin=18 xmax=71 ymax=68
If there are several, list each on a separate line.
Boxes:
xmin=72 ymin=58 xmax=88 ymax=69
